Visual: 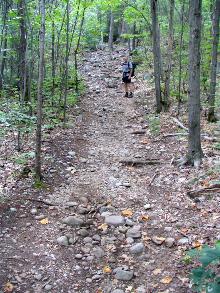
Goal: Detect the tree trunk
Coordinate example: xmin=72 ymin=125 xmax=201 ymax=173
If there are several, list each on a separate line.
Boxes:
xmin=208 ymin=0 xmax=220 ymax=122
xmin=164 ymin=0 xmax=175 ymax=111
xmin=63 ymin=0 xmax=69 ymax=123
xmin=151 ymin=0 xmax=162 ymax=113
xmin=35 ymin=0 xmax=45 ymax=180
xmin=177 ymin=1 xmax=186 ymax=116
xmin=18 ymin=0 xmax=27 ymax=103
xmin=51 ymin=19 xmax=55 ymax=106
xmin=187 ymin=0 xmax=203 ymax=165
xmin=108 ymin=10 xmax=114 ymax=52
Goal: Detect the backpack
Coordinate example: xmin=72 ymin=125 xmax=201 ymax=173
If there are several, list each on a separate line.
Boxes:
xmin=128 ymin=62 xmax=136 ymax=77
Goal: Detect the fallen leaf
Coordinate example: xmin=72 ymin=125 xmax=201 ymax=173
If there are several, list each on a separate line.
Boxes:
xmin=180 ymin=228 xmax=188 ymax=234
xmin=121 ymin=209 xmax=133 ymax=217
xmin=139 ymin=215 xmax=150 ymax=221
xmin=201 ymin=179 xmax=210 ymax=188
xmin=98 ymin=223 xmax=108 ymax=231
xmin=125 ymin=285 xmax=133 ymax=292
xmin=40 ymin=218 xmax=49 ymax=225
xmin=153 ymin=268 xmax=162 ymax=275
xmin=103 ymin=266 xmax=112 ymax=273
xmin=152 ymin=236 xmax=166 ymax=245
xmin=96 ymin=289 xmax=103 ymax=293
xmin=161 ymin=276 xmax=173 ymax=284
xmin=4 ymin=282 xmax=14 ymax=292
xmin=192 ymin=240 xmax=202 ymax=249
xmin=140 ymin=138 xmax=149 ymax=144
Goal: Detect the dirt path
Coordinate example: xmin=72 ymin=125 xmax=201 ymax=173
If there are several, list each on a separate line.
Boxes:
xmin=1 ymin=48 xmax=220 ymax=293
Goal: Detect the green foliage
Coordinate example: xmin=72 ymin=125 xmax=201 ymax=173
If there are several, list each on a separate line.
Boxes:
xmin=148 ymin=114 xmax=160 ymax=136
xmin=12 ymin=151 xmax=35 ymax=165
xmin=187 ymin=241 xmax=220 ymax=293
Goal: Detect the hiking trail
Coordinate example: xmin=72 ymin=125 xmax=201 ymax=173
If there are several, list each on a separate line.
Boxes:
xmin=1 ymin=48 xmax=220 ymax=293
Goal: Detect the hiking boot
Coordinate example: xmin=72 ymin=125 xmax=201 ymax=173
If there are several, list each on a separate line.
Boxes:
xmin=128 ymin=92 xmax=133 ymax=98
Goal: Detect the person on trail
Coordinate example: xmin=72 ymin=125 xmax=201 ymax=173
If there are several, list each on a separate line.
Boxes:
xmin=122 ymin=56 xmax=133 ymax=98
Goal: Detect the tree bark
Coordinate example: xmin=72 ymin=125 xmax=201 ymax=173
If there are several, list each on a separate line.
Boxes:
xmin=151 ymin=0 xmax=162 ymax=113
xmin=35 ymin=0 xmax=45 ymax=180
xmin=208 ymin=0 xmax=220 ymax=122
xmin=164 ymin=0 xmax=175 ymax=111
xmin=187 ymin=0 xmax=203 ymax=165
xmin=108 ymin=10 xmax=114 ymax=52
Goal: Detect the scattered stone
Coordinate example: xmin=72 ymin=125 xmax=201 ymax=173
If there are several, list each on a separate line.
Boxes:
xmin=126 ymin=226 xmax=142 ymax=238
xmin=66 ymin=201 xmax=78 ymax=207
xmin=126 ymin=237 xmax=134 ymax=244
xmin=105 ymin=215 xmax=125 ymax=226
xmin=35 ymin=214 xmax=46 ymax=220
xmin=57 ymin=236 xmax=69 ymax=246
xmin=78 ymin=206 xmax=88 ymax=214
xmin=164 ymin=226 xmax=173 ymax=232
xmin=34 ymin=274 xmax=43 ymax=281
xmin=92 ymin=234 xmax=101 ymax=241
xmin=92 ymin=247 xmax=105 ymax=258
xmin=83 ymin=237 xmax=93 ymax=244
xmin=125 ymin=219 xmax=134 ymax=226
xmin=30 ymin=208 xmax=38 ymax=215
xmin=75 ymin=254 xmax=83 ymax=259
xmin=144 ymin=204 xmax=152 ymax=210
xmin=136 ymin=285 xmax=147 ymax=293
xmin=10 ymin=207 xmax=17 ymax=212
xmin=178 ymin=237 xmax=189 ymax=245
xmin=78 ymin=229 xmax=89 ymax=237
xmin=165 ymin=237 xmax=175 ymax=248
xmin=130 ymin=243 xmax=144 ymax=254
xmin=118 ymin=226 xmax=128 ymax=234
xmin=68 ymin=151 xmax=76 ymax=156
xmin=44 ymin=284 xmax=52 ymax=291
xmin=111 ymin=290 xmax=124 ymax=293
xmin=62 ymin=216 xmax=84 ymax=227
xmin=113 ymin=267 xmax=134 ymax=281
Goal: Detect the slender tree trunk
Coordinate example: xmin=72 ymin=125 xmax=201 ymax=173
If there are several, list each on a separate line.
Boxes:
xmin=164 ymin=0 xmax=174 ymax=110
xmin=208 ymin=0 xmax=220 ymax=122
xmin=63 ymin=0 xmax=70 ymax=123
xmin=51 ymin=20 xmax=55 ymax=106
xmin=187 ymin=0 xmax=203 ymax=166
xmin=74 ymin=7 xmax=85 ymax=93
xmin=18 ymin=0 xmax=27 ymax=103
xmin=35 ymin=0 xmax=45 ymax=180
xmin=108 ymin=10 xmax=114 ymax=52
xmin=151 ymin=0 xmax=162 ymax=113
xmin=177 ymin=1 xmax=185 ymax=116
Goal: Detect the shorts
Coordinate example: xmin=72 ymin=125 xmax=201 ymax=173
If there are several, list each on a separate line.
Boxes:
xmin=122 ymin=76 xmax=131 ymax=83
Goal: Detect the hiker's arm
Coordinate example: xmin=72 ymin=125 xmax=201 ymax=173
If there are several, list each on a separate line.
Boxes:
xmin=129 ymin=63 xmax=132 ymax=79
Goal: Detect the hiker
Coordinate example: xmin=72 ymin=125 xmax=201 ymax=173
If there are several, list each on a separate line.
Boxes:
xmin=122 ymin=56 xmax=134 ymax=98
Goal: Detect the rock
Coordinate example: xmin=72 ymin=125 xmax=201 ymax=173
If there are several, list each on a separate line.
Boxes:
xmin=113 ymin=267 xmax=134 ymax=281
xmin=136 ymin=286 xmax=147 ymax=293
xmin=164 ymin=226 xmax=173 ymax=232
xmin=126 ymin=237 xmax=134 ymax=244
xmin=178 ymin=237 xmax=189 ymax=245
xmin=10 ymin=207 xmax=17 ymax=212
xmin=66 ymin=201 xmax=78 ymax=207
xmin=35 ymin=214 xmax=46 ymax=220
xmin=78 ymin=229 xmax=89 ymax=237
xmin=92 ymin=247 xmax=105 ymax=258
xmin=105 ymin=215 xmax=125 ymax=226
xmin=57 ymin=236 xmax=69 ymax=246
xmin=130 ymin=243 xmax=144 ymax=254
xmin=126 ymin=226 xmax=142 ymax=238
xmin=92 ymin=234 xmax=101 ymax=242
xmin=34 ymin=274 xmax=43 ymax=281
xmin=78 ymin=207 xmax=88 ymax=214
xmin=165 ymin=237 xmax=175 ymax=248
xmin=83 ymin=237 xmax=93 ymax=244
xmin=144 ymin=204 xmax=152 ymax=210
xmin=111 ymin=290 xmax=124 ymax=293
xmin=75 ymin=254 xmax=83 ymax=259
xmin=30 ymin=208 xmax=38 ymax=215
xmin=44 ymin=284 xmax=52 ymax=291
xmin=68 ymin=151 xmax=76 ymax=156
xmin=62 ymin=216 xmax=84 ymax=227
xmin=126 ymin=219 xmax=134 ymax=226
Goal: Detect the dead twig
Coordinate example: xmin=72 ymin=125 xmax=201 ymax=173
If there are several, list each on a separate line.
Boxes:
xmin=148 ymin=173 xmax=158 ymax=186
xmin=187 ymin=184 xmax=220 ymax=198
xmin=120 ymin=159 xmax=161 ymax=167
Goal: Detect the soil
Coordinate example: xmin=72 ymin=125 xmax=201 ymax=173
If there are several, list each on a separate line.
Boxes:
xmin=0 ymin=47 xmax=220 ymax=293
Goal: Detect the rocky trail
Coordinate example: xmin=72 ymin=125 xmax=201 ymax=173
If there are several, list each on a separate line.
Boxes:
xmin=1 ymin=48 xmax=220 ymax=293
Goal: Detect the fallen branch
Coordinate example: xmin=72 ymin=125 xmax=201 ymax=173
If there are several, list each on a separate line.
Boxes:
xmin=187 ymin=184 xmax=220 ymax=198
xmin=21 ymin=198 xmax=57 ymax=206
xmin=120 ymin=159 xmax=161 ymax=167
xmin=172 ymin=117 xmax=188 ymax=131
xmin=131 ymin=130 xmax=146 ymax=135
xmin=163 ymin=132 xmax=217 ymax=142
xmin=148 ymin=172 xmax=158 ymax=186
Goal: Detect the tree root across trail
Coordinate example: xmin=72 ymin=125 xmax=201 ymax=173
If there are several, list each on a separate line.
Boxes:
xmin=1 ymin=48 xmax=220 ymax=293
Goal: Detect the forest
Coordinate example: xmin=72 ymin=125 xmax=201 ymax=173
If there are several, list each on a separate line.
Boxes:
xmin=0 ymin=0 xmax=220 ymax=292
